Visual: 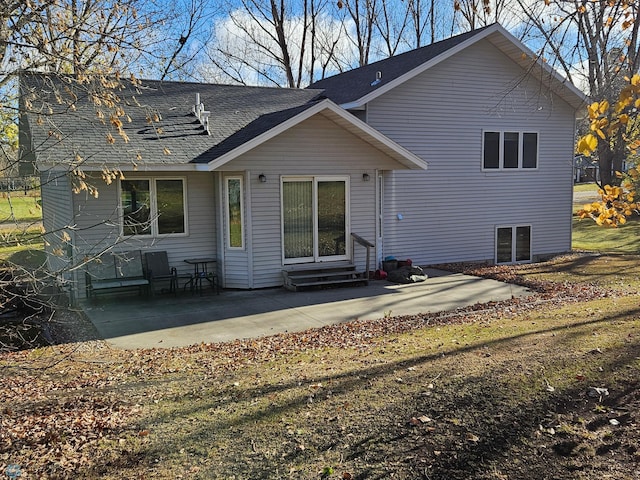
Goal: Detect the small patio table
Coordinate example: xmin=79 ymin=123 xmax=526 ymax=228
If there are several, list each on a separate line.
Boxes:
xmin=184 ymin=257 xmax=218 ymax=295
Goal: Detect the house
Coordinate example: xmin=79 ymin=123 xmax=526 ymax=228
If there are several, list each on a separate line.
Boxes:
xmin=574 ymin=155 xmax=599 ymax=183
xmin=20 ymin=23 xmax=587 ymax=298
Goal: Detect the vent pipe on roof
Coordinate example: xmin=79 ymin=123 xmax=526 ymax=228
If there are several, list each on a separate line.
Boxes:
xmin=193 ymin=93 xmax=211 ymax=135
xmin=202 ymin=111 xmax=210 ymax=135
xmin=371 ymin=71 xmax=382 ymax=86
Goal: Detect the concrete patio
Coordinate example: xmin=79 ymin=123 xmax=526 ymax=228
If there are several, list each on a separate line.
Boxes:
xmin=79 ymin=268 xmax=532 ymax=349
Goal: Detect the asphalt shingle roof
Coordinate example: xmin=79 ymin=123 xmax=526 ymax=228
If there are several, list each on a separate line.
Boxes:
xmin=23 ymin=24 xmax=570 ymax=170
xmin=307 ymin=26 xmax=492 ymax=104
xmin=21 ymin=74 xmax=323 ymax=168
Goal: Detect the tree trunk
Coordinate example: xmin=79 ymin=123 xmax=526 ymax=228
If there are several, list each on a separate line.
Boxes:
xmin=597 ymin=130 xmax=626 ymax=187
xmin=271 ymin=0 xmax=295 ymax=87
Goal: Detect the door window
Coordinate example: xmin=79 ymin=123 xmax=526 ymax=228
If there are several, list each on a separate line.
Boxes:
xmin=282 ymin=177 xmax=349 ymax=263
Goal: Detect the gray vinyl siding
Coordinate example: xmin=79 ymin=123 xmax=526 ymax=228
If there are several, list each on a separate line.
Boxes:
xmin=367 ymin=40 xmax=576 ymax=265
xmin=225 ymin=114 xmax=403 ymax=288
xmin=71 ymin=171 xmax=216 ymax=298
xmin=40 ymin=170 xmax=74 ymax=277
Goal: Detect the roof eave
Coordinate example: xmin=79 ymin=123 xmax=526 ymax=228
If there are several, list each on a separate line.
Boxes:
xmin=340 ymin=25 xmax=503 ymax=110
xmin=319 ymin=106 xmax=427 ymax=170
xmin=485 ymin=26 xmax=589 ymax=110
xmin=340 ymin=23 xmax=588 ymax=111
xmin=203 ymin=99 xmax=427 ymax=171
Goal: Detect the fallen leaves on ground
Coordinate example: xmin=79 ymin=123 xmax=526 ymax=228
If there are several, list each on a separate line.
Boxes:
xmin=0 ymin=254 xmax=636 ymax=478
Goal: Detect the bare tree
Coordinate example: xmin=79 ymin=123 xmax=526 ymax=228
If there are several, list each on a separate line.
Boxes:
xmin=373 ymin=0 xmax=409 ymax=57
xmin=202 ymin=0 xmax=356 ymax=87
xmin=453 ymin=0 xmax=508 ymax=31
xmin=0 ymin=1 xmax=206 ymax=347
xmin=202 ymin=0 xmax=297 ymax=87
xmin=136 ymin=0 xmax=221 ymax=80
xmin=519 ymin=0 xmax=640 ymax=186
xmin=339 ymin=0 xmax=379 ymax=67
xmin=406 ymin=0 xmax=437 ymax=48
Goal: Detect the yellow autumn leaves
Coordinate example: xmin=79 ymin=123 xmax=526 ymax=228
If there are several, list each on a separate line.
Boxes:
xmin=579 ymin=186 xmax=633 ymax=226
xmin=576 ymin=74 xmax=640 ymax=227
xmin=578 ymin=169 xmax=640 ymax=227
xmin=577 ymin=75 xmax=640 ymax=157
xmin=577 ymin=133 xmax=598 ymax=157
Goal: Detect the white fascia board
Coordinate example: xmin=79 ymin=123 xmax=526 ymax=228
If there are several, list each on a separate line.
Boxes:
xmin=205 ymin=99 xmax=427 ymax=171
xmin=342 ymin=23 xmax=588 ymax=111
xmin=341 ymin=25 xmax=503 ymax=110
xmin=495 ymin=27 xmax=590 ymax=108
xmin=319 ymin=103 xmax=428 ymax=170
xmin=116 ymin=164 xmax=201 ymax=172
xmin=204 ymin=103 xmax=326 ymax=171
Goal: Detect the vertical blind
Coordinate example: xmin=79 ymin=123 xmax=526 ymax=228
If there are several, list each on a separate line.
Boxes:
xmin=283 ymin=181 xmax=313 ymax=259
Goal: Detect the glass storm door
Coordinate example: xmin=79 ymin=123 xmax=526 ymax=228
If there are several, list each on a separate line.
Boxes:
xmin=282 ymin=177 xmax=348 ymax=263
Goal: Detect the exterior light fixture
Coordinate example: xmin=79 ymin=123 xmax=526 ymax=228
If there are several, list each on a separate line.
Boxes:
xmin=259 ymin=174 xmax=267 ymax=183
xmin=362 ymin=173 xmax=370 ymax=182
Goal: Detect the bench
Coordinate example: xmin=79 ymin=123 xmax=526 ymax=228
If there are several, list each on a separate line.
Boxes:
xmin=85 ymin=250 xmax=150 ymax=300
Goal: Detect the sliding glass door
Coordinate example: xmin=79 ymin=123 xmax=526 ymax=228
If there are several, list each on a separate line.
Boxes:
xmin=282 ymin=180 xmax=314 ymax=261
xmin=282 ymin=177 xmax=349 ymax=263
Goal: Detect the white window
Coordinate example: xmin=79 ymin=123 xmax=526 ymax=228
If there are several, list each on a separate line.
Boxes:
xmin=120 ymin=178 xmax=187 ymax=237
xmin=496 ymin=225 xmax=531 ymax=264
xmin=483 ymin=131 xmax=538 ymax=170
xmin=225 ymin=177 xmax=244 ymax=249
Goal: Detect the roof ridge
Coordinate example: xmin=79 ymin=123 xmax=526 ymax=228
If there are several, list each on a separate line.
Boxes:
xmin=306 ymin=24 xmax=497 ymax=104
xmin=309 ymin=24 xmax=495 ymax=86
xmin=350 ymin=24 xmax=491 ymax=73
xmin=20 ymin=71 xmax=324 ymax=93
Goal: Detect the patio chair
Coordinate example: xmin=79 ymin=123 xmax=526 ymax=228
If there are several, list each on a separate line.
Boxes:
xmin=145 ymin=251 xmax=192 ymax=296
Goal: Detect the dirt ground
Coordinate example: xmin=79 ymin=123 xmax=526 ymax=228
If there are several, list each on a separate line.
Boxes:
xmin=1 ymin=254 xmax=639 ymax=479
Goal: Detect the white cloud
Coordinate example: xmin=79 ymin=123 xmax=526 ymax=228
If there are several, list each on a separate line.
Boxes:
xmin=199 ymin=9 xmax=361 ymax=87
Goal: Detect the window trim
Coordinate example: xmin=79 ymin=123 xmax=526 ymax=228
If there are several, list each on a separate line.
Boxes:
xmin=482 ymin=130 xmax=539 ymax=171
xmin=119 ymin=177 xmax=188 ymax=238
xmin=225 ymin=176 xmax=245 ymax=250
xmin=495 ymin=224 xmax=532 ymax=264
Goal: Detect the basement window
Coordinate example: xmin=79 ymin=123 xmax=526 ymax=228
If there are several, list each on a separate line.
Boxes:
xmin=496 ymin=225 xmax=531 ymax=264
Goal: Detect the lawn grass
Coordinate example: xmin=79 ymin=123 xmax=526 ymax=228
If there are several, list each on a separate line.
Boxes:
xmin=573 ymin=215 xmax=640 ymax=253
xmin=2 ymin=184 xmax=640 ymax=477
xmin=0 ymin=226 xmax=44 ymax=262
xmin=515 ymin=252 xmax=640 ymax=290
xmin=0 ymin=192 xmax=42 ymax=223
xmin=124 ymin=298 xmax=637 ymax=479
xmin=0 ymin=189 xmax=44 ymax=261
xmin=2 ymin=255 xmax=640 ymax=479
xmin=573 ymin=182 xmax=598 ymax=193
xmin=572 ymin=182 xmax=640 ymax=254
